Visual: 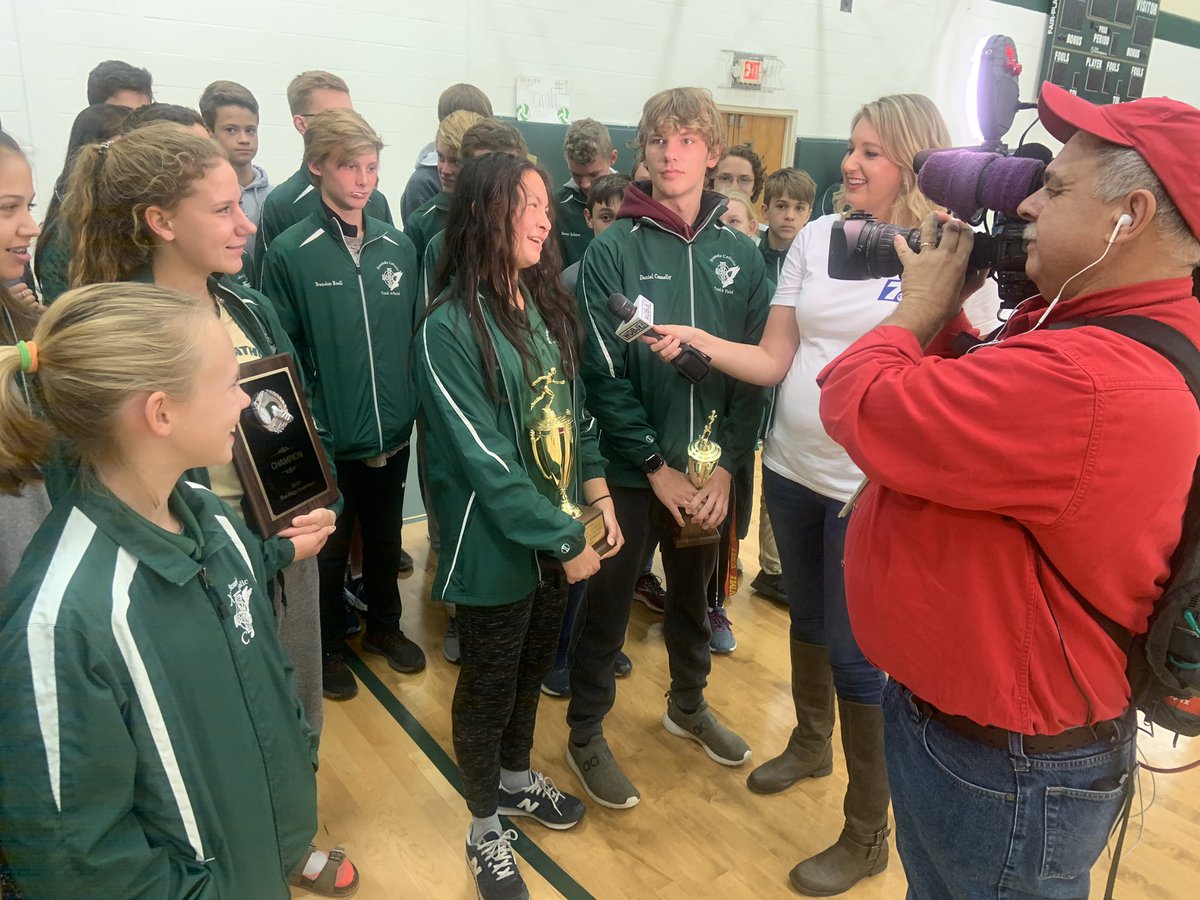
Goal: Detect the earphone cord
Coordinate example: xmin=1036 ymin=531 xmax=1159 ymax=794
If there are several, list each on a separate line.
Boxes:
xmin=1029 ymin=226 xmax=1125 ymax=333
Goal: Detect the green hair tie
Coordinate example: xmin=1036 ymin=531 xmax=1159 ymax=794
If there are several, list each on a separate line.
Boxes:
xmin=16 ymin=340 xmax=37 ymax=373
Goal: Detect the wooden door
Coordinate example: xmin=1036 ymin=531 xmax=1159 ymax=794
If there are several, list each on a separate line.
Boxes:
xmin=718 ymin=109 xmax=791 ymax=172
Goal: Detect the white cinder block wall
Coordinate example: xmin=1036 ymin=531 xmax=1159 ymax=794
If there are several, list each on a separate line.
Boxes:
xmin=3 ymin=0 xmax=1199 ymax=218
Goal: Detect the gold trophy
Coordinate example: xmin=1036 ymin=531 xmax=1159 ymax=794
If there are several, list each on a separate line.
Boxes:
xmin=674 ymin=410 xmax=723 ymax=548
xmin=529 ymin=368 xmax=609 ymax=552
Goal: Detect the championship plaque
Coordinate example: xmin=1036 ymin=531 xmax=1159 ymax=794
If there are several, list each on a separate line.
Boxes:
xmin=231 ymin=353 xmax=339 ymax=537
xmin=673 ymin=410 xmax=722 ymax=548
xmin=528 ymin=368 xmax=610 ymax=553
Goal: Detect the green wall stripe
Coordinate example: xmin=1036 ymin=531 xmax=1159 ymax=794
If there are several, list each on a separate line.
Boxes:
xmin=344 ymin=649 xmax=596 ymax=899
xmin=990 ymin=0 xmax=1200 ymax=51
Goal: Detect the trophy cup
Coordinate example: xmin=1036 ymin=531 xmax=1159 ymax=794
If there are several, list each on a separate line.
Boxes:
xmin=529 ymin=369 xmax=610 ymax=553
xmin=674 ymin=410 xmax=723 ymax=548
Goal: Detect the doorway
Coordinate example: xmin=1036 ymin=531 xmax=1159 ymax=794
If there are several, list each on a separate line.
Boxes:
xmin=716 ymin=107 xmax=795 ymax=173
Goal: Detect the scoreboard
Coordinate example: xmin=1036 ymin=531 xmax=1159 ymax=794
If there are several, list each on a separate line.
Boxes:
xmin=1040 ymin=0 xmax=1161 ymax=104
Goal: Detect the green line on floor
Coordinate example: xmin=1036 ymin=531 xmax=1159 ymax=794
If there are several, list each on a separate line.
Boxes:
xmin=345 ymin=648 xmax=596 ymax=900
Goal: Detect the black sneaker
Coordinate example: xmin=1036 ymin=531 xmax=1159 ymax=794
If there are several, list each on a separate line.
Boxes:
xmin=633 ymin=572 xmax=666 ymax=613
xmin=465 ymin=829 xmax=528 ymax=900
xmin=342 ymin=575 xmax=368 ymax=612
xmin=399 ymin=548 xmax=414 ymax=574
xmin=322 ymin=651 xmax=358 ymax=700
xmin=614 ymin=651 xmax=633 ymax=678
xmin=497 ymin=771 xmax=585 ymax=830
xmin=750 ymin=570 xmax=787 ymax=604
xmin=361 ymin=630 xmax=426 ymax=673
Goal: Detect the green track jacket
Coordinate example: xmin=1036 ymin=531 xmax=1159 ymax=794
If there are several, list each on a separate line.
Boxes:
xmin=555 ymin=182 xmax=592 ymax=268
xmin=0 ymin=477 xmax=315 ymax=899
xmin=404 ymin=190 xmax=450 ymax=267
xmin=254 ymin=165 xmax=392 ymax=285
xmin=261 ymin=208 xmax=420 ymax=461
xmin=759 ymin=239 xmax=788 ymax=289
xmin=577 ymin=185 xmax=771 ymax=488
xmin=415 ymin=288 xmax=606 ymax=606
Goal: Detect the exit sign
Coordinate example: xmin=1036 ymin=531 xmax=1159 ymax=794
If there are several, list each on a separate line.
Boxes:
xmin=733 ymin=55 xmax=764 ymax=86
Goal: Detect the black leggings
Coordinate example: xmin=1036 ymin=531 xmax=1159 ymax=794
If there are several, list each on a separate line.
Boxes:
xmin=453 ymin=567 xmax=568 ymax=818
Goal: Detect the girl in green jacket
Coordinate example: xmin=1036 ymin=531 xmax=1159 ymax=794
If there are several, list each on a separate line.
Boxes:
xmin=416 ymin=153 xmax=622 ymax=900
xmin=0 ymin=282 xmax=332 ymax=899
xmin=59 ymin=124 xmax=357 ymax=897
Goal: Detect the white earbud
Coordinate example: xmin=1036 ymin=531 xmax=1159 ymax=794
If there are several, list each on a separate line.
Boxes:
xmin=1108 ymin=213 xmax=1134 ymax=244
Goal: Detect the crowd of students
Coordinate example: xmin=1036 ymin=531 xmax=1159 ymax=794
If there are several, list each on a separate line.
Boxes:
xmin=0 ymin=58 xmax=994 ymax=900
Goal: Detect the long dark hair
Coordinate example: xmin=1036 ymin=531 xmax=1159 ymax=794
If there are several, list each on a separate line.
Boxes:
xmin=430 ymin=153 xmax=581 ymax=399
xmin=33 ymin=104 xmax=131 ymax=278
xmin=0 ymin=131 xmax=40 ymax=345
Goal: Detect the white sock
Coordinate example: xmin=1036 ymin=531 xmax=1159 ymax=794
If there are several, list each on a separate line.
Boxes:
xmin=470 ymin=814 xmax=503 ymax=844
xmin=500 ymin=767 xmax=534 ymax=791
xmin=302 ymin=849 xmax=329 ymax=879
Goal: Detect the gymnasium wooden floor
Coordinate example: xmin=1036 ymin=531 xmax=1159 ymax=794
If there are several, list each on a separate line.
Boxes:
xmin=307 ymin=465 xmax=1200 ymax=899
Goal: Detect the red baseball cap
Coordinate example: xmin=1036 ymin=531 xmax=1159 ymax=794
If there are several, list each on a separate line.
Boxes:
xmin=1038 ymin=82 xmax=1200 ymax=241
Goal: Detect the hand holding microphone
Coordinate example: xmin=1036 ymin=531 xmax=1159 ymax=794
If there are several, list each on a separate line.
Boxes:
xmin=606 ymin=293 xmax=711 ymax=384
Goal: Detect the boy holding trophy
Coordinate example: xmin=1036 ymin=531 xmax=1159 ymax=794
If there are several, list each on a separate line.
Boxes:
xmin=568 ymin=87 xmax=771 ymax=808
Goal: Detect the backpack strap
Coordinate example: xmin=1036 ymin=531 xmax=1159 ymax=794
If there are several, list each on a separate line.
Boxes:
xmin=1045 ymin=316 xmax=1200 ymax=641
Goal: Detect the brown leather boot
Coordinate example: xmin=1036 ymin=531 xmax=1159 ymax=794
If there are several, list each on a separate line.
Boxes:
xmin=747 ymin=640 xmax=835 ymax=794
xmin=788 ymin=699 xmax=890 ymax=896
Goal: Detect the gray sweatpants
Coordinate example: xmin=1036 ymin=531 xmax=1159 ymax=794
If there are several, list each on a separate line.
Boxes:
xmin=273 ymin=554 xmax=324 ymax=736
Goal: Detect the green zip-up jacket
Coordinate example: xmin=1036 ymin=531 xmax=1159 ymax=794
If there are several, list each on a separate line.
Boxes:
xmin=404 ymin=190 xmax=450 ymax=266
xmin=556 ymin=182 xmax=592 ymax=268
xmin=578 ymin=184 xmax=771 ymax=488
xmin=0 ymin=477 xmax=315 ymax=899
xmin=261 ymin=207 xmax=419 ymax=461
xmin=254 ymin=165 xmax=392 ymax=285
xmin=415 ymin=288 xmax=607 ymax=606
xmin=759 ymin=239 xmax=788 ymax=289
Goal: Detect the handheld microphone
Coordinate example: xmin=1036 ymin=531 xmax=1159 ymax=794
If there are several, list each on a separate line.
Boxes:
xmin=606 ymin=293 xmax=712 ymax=384
xmin=915 ymin=148 xmax=1044 ymax=219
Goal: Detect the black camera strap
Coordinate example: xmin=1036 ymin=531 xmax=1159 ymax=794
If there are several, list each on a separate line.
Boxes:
xmin=1045 ymin=314 xmax=1200 ymax=900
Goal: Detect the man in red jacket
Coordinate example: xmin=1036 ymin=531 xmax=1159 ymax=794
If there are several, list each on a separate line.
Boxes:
xmin=817 ymin=85 xmax=1200 ymax=897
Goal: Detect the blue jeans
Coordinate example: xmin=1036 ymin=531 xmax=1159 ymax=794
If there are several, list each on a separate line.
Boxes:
xmin=762 ymin=466 xmax=884 ymax=703
xmin=882 ymin=679 xmax=1136 ymax=900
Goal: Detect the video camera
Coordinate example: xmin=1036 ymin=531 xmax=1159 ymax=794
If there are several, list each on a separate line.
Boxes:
xmin=828 ymin=35 xmax=1047 ymax=307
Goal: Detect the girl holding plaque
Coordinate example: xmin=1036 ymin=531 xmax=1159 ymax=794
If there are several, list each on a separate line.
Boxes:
xmin=415 ymin=152 xmax=622 ymax=900
xmin=0 ymin=282 xmax=329 ymax=898
xmin=62 ymin=124 xmax=359 ymax=896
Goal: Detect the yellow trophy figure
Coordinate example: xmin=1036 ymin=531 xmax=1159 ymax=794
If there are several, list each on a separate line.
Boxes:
xmin=675 ymin=410 xmax=723 ymax=547
xmin=528 ymin=368 xmax=609 ymax=551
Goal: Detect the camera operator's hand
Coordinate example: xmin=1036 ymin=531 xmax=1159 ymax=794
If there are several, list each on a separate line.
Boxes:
xmin=890 ymin=211 xmax=975 ymax=346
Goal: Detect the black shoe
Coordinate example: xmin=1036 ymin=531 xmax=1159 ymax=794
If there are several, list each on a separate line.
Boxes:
xmin=361 ymin=630 xmax=426 ymax=673
xmin=322 ymin=651 xmax=358 ymax=700
xmin=751 ymin=571 xmax=788 ymax=604
xmin=614 ymin=651 xmax=633 ymax=678
xmin=342 ymin=574 xmax=367 ymax=611
xmin=465 ymin=829 xmax=528 ymax=900
xmin=399 ymin=548 xmax=414 ymax=573
xmin=343 ymin=604 xmax=362 ymax=636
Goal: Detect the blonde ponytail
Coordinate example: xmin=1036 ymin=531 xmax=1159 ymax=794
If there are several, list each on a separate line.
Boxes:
xmin=0 ymin=282 xmax=215 ymax=493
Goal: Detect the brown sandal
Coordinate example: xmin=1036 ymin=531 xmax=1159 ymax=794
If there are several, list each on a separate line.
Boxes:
xmin=289 ymin=843 xmax=360 ymax=897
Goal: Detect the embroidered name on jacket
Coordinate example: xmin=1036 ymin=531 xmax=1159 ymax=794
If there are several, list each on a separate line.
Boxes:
xmin=227 ymin=579 xmax=256 ymax=644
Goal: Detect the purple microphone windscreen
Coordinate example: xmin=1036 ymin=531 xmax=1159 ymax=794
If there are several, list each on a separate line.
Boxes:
xmin=916 ymin=150 xmax=1044 ymax=219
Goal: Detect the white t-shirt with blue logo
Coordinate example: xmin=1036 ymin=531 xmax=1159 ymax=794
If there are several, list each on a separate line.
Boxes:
xmin=762 ymin=213 xmax=1000 ymax=502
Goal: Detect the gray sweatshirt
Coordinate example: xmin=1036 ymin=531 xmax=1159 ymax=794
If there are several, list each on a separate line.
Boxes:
xmin=240 ymin=165 xmax=273 ymax=258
